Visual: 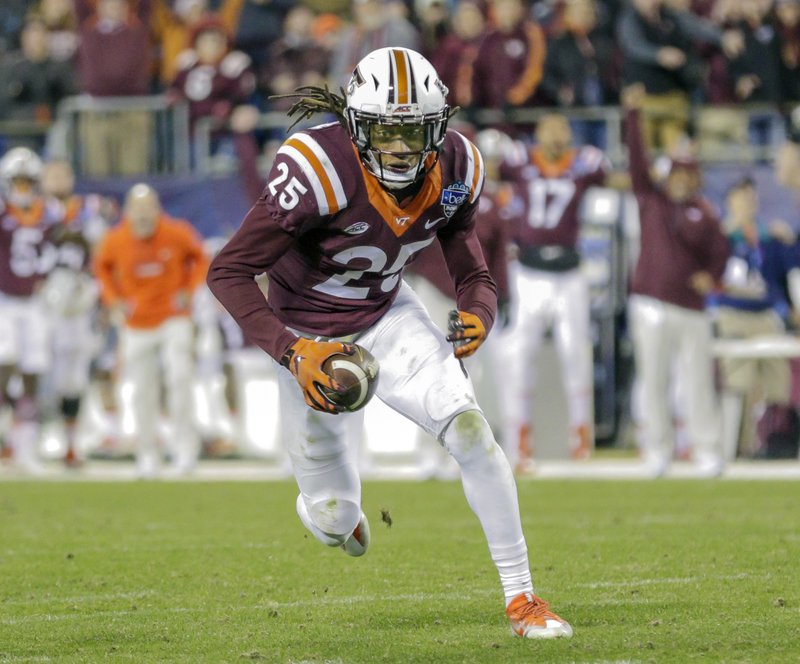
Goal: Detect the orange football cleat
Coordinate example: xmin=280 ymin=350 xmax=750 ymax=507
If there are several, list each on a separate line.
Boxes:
xmin=341 ymin=512 xmax=370 ymax=557
xmin=569 ymin=424 xmax=592 ymax=460
xmin=505 ymin=592 xmax=573 ymax=639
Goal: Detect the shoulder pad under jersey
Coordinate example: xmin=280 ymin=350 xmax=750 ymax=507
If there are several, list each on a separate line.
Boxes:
xmin=444 ymin=130 xmax=485 ymax=206
xmin=575 ymin=145 xmax=611 ymax=176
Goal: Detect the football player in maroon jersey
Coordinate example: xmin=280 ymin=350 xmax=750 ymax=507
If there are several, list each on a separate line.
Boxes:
xmin=497 ymin=113 xmax=611 ymax=471
xmin=208 ymin=48 xmax=572 ymax=639
xmin=0 ymin=147 xmax=58 ymax=474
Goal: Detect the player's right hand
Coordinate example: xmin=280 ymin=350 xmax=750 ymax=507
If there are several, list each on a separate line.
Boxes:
xmin=281 ymin=338 xmax=355 ymax=414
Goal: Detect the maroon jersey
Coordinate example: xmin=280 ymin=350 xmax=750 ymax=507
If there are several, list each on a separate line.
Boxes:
xmin=625 ymin=109 xmax=730 ymax=311
xmin=170 ymin=49 xmax=256 ymax=125
xmin=501 ymin=145 xmax=609 ymax=253
xmin=207 ymin=123 xmax=496 ymax=362
xmin=0 ymin=199 xmax=58 ymax=297
xmin=409 ymin=184 xmax=511 ymax=303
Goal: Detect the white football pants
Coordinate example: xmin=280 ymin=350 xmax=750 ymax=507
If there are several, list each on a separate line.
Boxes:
xmin=118 ymin=316 xmax=198 ymax=472
xmin=280 ymin=281 xmax=534 ymax=602
xmin=628 ymin=295 xmax=722 ymax=465
xmin=494 ymin=262 xmax=593 ymax=464
xmin=51 ymin=313 xmax=95 ymax=396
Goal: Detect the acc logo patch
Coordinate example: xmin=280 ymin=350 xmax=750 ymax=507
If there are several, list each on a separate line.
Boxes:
xmin=440 ymin=182 xmax=470 ymax=218
xmin=344 ymin=221 xmax=370 ymax=235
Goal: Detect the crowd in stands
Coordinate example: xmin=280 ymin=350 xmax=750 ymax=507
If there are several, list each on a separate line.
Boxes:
xmin=1 ymin=0 xmax=800 ymax=164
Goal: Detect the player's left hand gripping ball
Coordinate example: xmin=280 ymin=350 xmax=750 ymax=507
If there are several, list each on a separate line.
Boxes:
xmin=446 ymin=310 xmax=487 ymax=359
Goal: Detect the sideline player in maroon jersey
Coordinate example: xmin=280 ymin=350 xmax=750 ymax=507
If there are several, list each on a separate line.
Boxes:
xmin=497 ymin=113 xmax=611 ymax=470
xmin=208 ymin=48 xmax=573 ymax=639
xmin=0 ymin=147 xmax=58 ymax=474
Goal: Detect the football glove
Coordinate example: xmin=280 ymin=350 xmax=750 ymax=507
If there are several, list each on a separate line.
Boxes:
xmin=446 ymin=309 xmax=487 ymax=359
xmin=281 ymin=338 xmax=355 ymax=414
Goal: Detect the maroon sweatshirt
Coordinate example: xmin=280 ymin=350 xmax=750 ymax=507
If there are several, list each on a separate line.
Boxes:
xmin=77 ymin=15 xmax=152 ymax=96
xmin=625 ymin=109 xmax=729 ymax=311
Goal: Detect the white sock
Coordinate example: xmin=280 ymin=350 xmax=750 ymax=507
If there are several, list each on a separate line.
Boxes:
xmin=443 ymin=411 xmax=534 ymax=605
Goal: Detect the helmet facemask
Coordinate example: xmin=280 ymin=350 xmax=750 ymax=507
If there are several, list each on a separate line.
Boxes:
xmin=347 ymin=107 xmax=449 ymax=189
xmin=344 ymin=48 xmax=451 ymax=190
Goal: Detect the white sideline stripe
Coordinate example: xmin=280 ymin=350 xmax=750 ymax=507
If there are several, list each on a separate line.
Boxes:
xmin=0 ymin=573 xmax=765 ymax=625
xmin=576 ymin=572 xmax=758 ymax=589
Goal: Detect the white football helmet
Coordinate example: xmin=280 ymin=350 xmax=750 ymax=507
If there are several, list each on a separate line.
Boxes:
xmin=345 ymin=47 xmax=450 ymax=188
xmin=475 ymin=128 xmax=513 ymax=164
xmin=0 ymin=147 xmax=43 ymax=208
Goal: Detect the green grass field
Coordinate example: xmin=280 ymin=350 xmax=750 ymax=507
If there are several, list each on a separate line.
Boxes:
xmin=1 ymin=479 xmax=799 ymax=663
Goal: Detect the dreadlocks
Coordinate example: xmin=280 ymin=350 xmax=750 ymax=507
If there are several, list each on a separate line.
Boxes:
xmin=269 ymin=85 xmax=347 ymax=133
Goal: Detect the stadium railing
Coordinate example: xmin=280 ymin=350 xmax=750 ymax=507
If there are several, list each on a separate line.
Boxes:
xmin=191 ymin=102 xmax=792 ymax=176
xmin=55 ymin=94 xmax=191 ymax=177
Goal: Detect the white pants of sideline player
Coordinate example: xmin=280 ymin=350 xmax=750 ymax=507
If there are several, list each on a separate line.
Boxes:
xmin=628 ymin=295 xmax=723 ymax=475
xmin=0 ymin=293 xmax=51 ymax=373
xmin=118 ymin=316 xmax=198 ymax=477
xmin=494 ymin=262 xmax=593 ymax=465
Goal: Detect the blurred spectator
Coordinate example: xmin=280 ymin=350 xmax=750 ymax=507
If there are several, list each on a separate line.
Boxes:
xmin=229 ymin=0 xmax=295 ymax=72
xmin=725 ymin=0 xmax=785 ymax=148
xmin=468 ymin=0 xmax=548 ymax=109
xmin=310 ymin=12 xmax=344 ymax=53
xmin=76 ymin=0 xmax=154 ymax=176
xmin=414 ymin=0 xmax=451 ymax=58
xmin=622 ymin=84 xmax=729 ymax=477
xmin=0 ymin=0 xmax=29 ymax=52
xmin=775 ymin=0 xmax=800 ymax=102
xmin=727 ymin=0 xmax=784 ymax=105
xmin=40 ymin=158 xmax=111 ymax=467
xmin=262 ymin=6 xmax=330 ymax=110
xmin=92 ymin=184 xmax=208 ymax=478
xmin=494 ymin=113 xmax=611 ymax=469
xmin=0 ymin=13 xmax=78 ymax=139
xmin=618 ymin=0 xmax=744 ymax=151
xmin=169 ymin=15 xmax=262 ymax=203
xmin=0 ymin=147 xmax=56 ymax=474
xmin=328 ymin=0 xmax=421 ymax=89
xmin=542 ymin=0 xmax=617 ymax=108
xmin=693 ymin=0 xmax=755 ymax=160
xmin=430 ymin=0 xmax=486 ymax=108
xmin=39 ymin=0 xmax=80 ymax=62
xmin=152 ymin=0 xmax=242 ymax=87
xmin=714 ymin=177 xmax=794 ymax=457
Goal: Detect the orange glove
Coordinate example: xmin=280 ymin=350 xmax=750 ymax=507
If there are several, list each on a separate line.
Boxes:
xmin=280 ymin=338 xmax=355 ymax=413
xmin=446 ymin=310 xmax=487 ymax=359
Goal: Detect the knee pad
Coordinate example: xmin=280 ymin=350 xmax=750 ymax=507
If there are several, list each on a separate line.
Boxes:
xmin=441 ymin=409 xmax=496 ymax=463
xmin=307 ymin=494 xmax=361 ymax=539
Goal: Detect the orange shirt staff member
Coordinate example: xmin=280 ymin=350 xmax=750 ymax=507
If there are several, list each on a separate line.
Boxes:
xmin=93 ymin=183 xmax=209 ymax=478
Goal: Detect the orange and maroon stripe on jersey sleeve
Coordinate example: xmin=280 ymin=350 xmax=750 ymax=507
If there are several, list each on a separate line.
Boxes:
xmin=278 ymin=133 xmax=347 ymax=216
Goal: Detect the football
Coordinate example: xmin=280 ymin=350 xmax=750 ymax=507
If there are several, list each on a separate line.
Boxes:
xmin=321 ymin=344 xmax=380 ymax=412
